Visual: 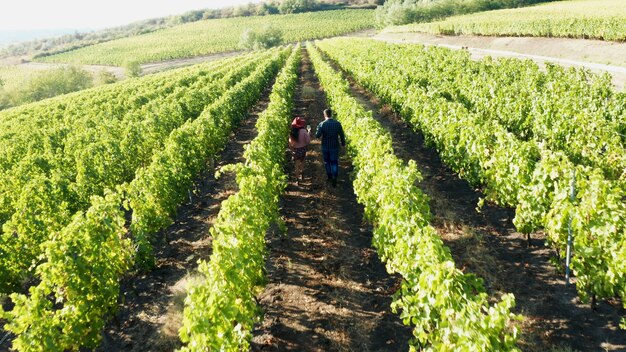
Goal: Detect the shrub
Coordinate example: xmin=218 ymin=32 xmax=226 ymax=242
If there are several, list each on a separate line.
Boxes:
xmin=124 ymin=60 xmax=142 ymax=77
xmin=97 ymin=69 xmax=118 ymax=84
xmin=239 ymin=26 xmax=284 ymax=51
xmin=0 ymin=66 xmax=94 ymax=110
xmin=21 ymin=66 xmax=93 ymax=102
xmin=278 ymin=0 xmax=316 ymax=14
xmin=0 ymin=85 xmax=9 ymax=110
xmin=375 ymin=0 xmax=557 ymax=27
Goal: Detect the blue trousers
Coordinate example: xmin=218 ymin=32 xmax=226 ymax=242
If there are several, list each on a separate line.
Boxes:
xmin=322 ymin=148 xmax=339 ymax=179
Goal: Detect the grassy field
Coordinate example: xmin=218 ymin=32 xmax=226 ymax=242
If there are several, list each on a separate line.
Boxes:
xmin=386 ymin=0 xmax=626 ymax=42
xmin=38 ymin=9 xmax=375 ymax=66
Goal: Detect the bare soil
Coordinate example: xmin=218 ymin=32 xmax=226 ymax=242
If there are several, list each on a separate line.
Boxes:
xmin=251 ymin=49 xmax=412 ymax=352
xmin=375 ymin=32 xmax=626 ymax=91
xmin=93 ymin=82 xmax=274 ymax=352
xmin=15 ymin=61 xmax=126 ymax=79
xmin=7 ymin=50 xmax=241 ymax=81
xmin=324 ymin=52 xmax=626 ymax=352
xmin=140 ymin=51 xmax=243 ymax=75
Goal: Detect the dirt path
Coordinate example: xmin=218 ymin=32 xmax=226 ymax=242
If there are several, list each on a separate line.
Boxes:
xmin=251 ymin=50 xmax=412 ymax=351
xmin=10 ymin=30 xmax=377 ymax=80
xmin=16 ymin=61 xmax=126 ymax=79
xmin=94 ymin=84 xmax=274 ymax=352
xmin=14 ymin=51 xmax=241 ymax=79
xmin=324 ymin=54 xmax=626 ymax=352
xmin=375 ymin=32 xmax=626 ymax=91
xmin=139 ymin=51 xmax=243 ymax=75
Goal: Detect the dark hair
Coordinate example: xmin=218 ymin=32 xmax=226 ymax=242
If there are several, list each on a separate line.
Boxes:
xmin=324 ymin=109 xmax=333 ymax=118
xmin=290 ymin=127 xmax=300 ymax=142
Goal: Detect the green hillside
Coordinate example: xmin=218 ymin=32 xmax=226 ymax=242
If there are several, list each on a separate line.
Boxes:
xmin=38 ymin=9 xmax=374 ymax=66
xmin=386 ymin=0 xmax=626 ymax=41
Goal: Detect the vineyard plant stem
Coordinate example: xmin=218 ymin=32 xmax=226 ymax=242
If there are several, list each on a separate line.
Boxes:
xmin=565 ymin=168 xmax=576 ymax=287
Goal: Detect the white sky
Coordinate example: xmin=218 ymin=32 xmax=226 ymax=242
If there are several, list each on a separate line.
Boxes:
xmin=0 ymin=1 xmax=263 ymax=30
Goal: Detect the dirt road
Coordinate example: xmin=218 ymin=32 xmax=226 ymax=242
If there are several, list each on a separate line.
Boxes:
xmin=375 ymin=32 xmax=626 ymax=91
xmin=15 ymin=51 xmax=243 ymax=79
xmin=252 ymin=49 xmax=412 ymax=352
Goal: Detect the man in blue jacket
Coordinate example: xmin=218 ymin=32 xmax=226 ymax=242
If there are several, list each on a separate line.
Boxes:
xmin=315 ymin=108 xmax=345 ymax=187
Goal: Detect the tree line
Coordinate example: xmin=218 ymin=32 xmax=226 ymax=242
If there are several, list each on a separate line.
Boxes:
xmin=375 ymin=0 xmax=558 ymax=26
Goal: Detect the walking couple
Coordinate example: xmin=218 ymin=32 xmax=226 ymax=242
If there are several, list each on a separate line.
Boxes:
xmin=288 ymin=108 xmax=345 ymax=187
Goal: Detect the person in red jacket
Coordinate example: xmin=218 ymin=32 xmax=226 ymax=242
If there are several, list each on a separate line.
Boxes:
xmin=289 ymin=117 xmax=311 ymax=184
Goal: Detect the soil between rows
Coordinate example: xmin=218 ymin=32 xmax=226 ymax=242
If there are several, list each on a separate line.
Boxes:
xmin=321 ymin=50 xmax=626 ymax=352
xmin=251 ymin=49 xmax=412 ymax=351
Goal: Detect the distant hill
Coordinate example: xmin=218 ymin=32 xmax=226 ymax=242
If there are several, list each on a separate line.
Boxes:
xmin=0 ymin=29 xmax=87 ymax=47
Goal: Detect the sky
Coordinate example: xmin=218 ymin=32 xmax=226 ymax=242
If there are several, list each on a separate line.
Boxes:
xmin=0 ymin=0 xmax=263 ymax=31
